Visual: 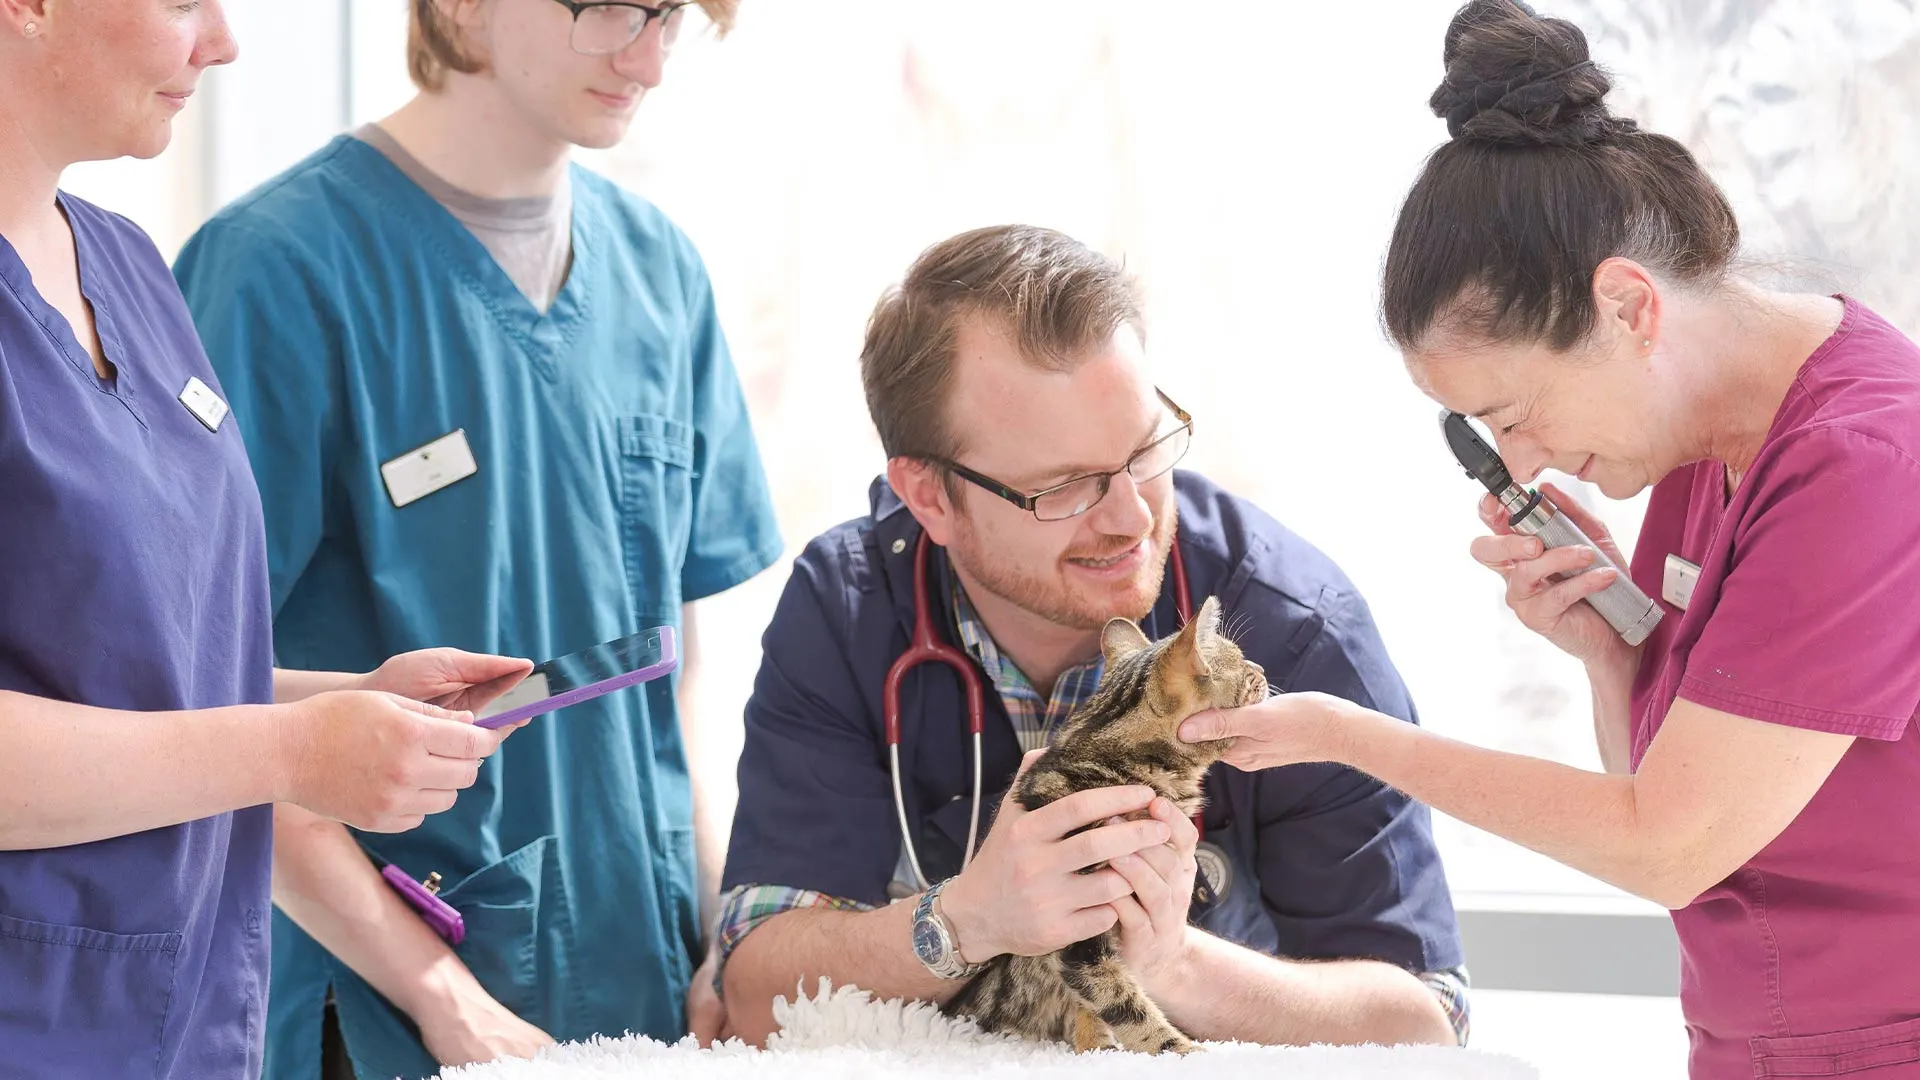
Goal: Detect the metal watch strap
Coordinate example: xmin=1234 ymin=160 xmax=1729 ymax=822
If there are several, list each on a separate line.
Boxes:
xmin=912 ymin=878 xmax=985 ymax=979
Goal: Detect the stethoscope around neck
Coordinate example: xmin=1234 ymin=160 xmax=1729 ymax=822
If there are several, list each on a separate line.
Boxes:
xmin=882 ymin=531 xmax=1196 ymax=895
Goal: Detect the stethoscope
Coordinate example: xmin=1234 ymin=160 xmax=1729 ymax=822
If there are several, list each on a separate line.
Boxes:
xmin=882 ymin=532 xmax=1234 ymax=908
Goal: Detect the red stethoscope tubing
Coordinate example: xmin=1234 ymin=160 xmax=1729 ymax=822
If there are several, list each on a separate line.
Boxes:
xmin=882 ymin=532 xmax=1197 ymax=892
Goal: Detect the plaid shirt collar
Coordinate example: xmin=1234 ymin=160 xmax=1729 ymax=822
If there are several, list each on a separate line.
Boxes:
xmin=947 ymin=570 xmax=1104 ymax=754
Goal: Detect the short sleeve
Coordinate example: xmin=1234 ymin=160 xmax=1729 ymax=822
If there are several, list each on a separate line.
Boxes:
xmin=678 ymin=255 xmax=782 ymax=602
xmin=719 ymin=543 xmax=901 ymax=907
xmin=172 ymin=221 xmax=344 ymax=620
xmin=1257 ymin=589 xmax=1465 ymax=972
xmin=1682 ymin=428 xmax=1920 ymax=739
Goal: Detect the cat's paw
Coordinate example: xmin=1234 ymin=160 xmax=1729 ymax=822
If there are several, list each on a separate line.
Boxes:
xmin=1071 ymin=1010 xmax=1117 ymax=1053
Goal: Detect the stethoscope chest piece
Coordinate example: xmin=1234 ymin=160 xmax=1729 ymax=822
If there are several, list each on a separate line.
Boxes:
xmin=1192 ymin=839 xmax=1234 ymax=908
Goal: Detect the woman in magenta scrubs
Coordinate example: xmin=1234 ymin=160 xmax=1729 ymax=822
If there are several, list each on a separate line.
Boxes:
xmin=1182 ymin=3 xmax=1920 ymax=1077
xmin=0 ymin=5 xmax=524 ymax=1077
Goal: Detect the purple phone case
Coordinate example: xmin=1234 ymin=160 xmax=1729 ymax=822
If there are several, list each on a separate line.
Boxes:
xmin=473 ymin=625 xmax=679 ymax=729
xmin=381 ymin=864 xmax=465 ymax=945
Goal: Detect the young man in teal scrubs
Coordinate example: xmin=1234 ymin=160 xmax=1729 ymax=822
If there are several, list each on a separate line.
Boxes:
xmin=174 ymin=3 xmax=780 ymax=1077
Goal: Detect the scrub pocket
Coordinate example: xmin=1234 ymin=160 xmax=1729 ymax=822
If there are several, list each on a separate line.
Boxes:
xmin=658 ymin=824 xmax=701 ymax=979
xmin=0 ymin=912 xmax=181 ymax=1077
xmin=617 ymin=413 xmax=694 ymax=618
xmin=436 ymin=835 xmax=573 ymax=1025
xmin=1751 ymin=1016 xmax=1920 ymax=1077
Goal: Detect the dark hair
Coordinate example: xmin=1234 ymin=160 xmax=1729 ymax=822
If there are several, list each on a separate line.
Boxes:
xmin=1381 ymin=0 xmax=1741 ymax=352
xmin=860 ymin=224 xmax=1144 ymax=463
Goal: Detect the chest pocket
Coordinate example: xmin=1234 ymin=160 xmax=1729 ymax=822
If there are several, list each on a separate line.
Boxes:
xmin=618 ymin=414 xmax=695 ymax=623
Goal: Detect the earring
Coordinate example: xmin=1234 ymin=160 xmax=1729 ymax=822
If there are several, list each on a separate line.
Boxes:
xmin=22 ymin=21 xmax=36 ymax=34
xmin=1642 ymin=338 xmax=1652 ymax=348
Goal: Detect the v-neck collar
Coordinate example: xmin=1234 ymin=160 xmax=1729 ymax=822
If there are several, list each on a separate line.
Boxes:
xmin=0 ymin=193 xmax=145 ymax=423
xmin=334 ymin=136 xmax=594 ymax=383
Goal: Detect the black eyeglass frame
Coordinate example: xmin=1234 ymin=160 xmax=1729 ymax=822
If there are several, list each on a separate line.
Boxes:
xmin=549 ymin=0 xmax=692 ymax=54
xmin=932 ymin=388 xmax=1194 ymax=522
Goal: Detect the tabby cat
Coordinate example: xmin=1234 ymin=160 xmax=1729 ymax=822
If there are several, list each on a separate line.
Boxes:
xmin=941 ymin=595 xmax=1268 ymax=1055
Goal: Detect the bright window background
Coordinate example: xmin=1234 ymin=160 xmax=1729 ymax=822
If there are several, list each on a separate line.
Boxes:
xmin=347 ymin=0 xmax=1920 ymax=913
xmin=69 ymin=0 xmax=1914 ymax=983
xmin=62 ymin=1 xmax=1920 ymax=1074
xmin=352 ymin=0 xmax=1657 ymax=909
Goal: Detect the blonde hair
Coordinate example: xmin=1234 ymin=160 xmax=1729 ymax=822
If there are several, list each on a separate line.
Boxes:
xmin=408 ymin=0 xmax=740 ymax=91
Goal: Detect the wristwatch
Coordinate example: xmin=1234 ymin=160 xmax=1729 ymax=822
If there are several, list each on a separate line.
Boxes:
xmin=911 ymin=878 xmax=985 ymax=979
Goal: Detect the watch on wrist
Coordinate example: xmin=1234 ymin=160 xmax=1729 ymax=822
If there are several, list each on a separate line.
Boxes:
xmin=911 ymin=877 xmax=985 ymax=979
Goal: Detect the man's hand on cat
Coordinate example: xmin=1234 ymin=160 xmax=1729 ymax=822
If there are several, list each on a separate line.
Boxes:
xmin=941 ymin=751 xmax=1169 ymax=962
xmin=1107 ymin=796 xmax=1198 ymax=989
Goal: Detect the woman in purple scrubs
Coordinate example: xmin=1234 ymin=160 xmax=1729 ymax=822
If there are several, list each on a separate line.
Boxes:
xmin=0 ymin=5 xmax=526 ymax=1077
xmin=1184 ymin=3 xmax=1920 ymax=1078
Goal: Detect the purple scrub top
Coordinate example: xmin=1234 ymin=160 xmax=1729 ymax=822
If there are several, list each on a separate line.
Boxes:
xmin=0 ymin=193 xmax=276 ymax=1079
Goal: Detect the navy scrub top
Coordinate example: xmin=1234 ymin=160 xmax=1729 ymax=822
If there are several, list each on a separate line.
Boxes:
xmin=723 ymin=472 xmax=1464 ymax=973
xmin=0 ymin=194 xmax=277 ymax=1078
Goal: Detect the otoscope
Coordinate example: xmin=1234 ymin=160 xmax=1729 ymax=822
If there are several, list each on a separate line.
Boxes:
xmin=1440 ymin=411 xmax=1663 ymax=646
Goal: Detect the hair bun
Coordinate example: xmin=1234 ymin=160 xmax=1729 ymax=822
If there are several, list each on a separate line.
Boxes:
xmin=1428 ymin=0 xmax=1628 ymax=147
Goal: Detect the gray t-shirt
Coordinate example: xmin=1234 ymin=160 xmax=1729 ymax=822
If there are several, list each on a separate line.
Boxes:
xmin=354 ymin=123 xmax=573 ymax=312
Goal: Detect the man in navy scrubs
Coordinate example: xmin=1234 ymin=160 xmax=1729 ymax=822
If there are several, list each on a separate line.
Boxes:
xmin=715 ymin=225 xmax=1471 ymax=1048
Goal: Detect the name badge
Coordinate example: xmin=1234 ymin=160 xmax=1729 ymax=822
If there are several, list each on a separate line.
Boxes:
xmin=178 ymin=376 xmax=230 ymax=433
xmin=381 ymin=429 xmax=478 ymax=508
xmin=1662 ymin=554 xmax=1701 ymax=611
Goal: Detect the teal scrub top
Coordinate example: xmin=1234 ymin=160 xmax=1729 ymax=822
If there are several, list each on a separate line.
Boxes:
xmin=173 ymin=136 xmax=784 ymax=1080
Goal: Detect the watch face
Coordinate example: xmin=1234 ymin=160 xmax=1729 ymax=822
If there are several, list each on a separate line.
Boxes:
xmin=913 ymin=918 xmax=944 ymax=964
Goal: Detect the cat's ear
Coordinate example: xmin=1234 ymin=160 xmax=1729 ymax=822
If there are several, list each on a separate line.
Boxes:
xmin=1194 ymin=596 xmax=1222 ymax=649
xmin=1166 ymin=596 xmax=1222 ymax=678
xmin=1101 ymin=617 xmax=1151 ymax=663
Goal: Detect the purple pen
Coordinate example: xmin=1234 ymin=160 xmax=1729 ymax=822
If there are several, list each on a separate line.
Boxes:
xmin=381 ymin=864 xmax=465 ymax=946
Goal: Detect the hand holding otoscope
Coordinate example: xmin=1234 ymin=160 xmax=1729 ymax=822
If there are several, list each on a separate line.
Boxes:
xmin=1441 ymin=412 xmax=1662 ymax=660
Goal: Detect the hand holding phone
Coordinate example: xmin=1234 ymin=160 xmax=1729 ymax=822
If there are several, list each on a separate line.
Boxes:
xmin=469 ymin=626 xmax=679 ymax=729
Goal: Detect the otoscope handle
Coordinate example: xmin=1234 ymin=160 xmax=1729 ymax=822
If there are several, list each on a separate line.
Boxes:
xmin=1508 ymin=492 xmax=1663 ymax=646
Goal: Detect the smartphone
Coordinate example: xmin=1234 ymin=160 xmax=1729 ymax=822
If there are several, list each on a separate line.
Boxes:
xmin=473 ymin=625 xmax=679 ymax=729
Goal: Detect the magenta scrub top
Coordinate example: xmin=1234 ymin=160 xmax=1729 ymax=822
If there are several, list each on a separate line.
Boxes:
xmin=1629 ymin=296 xmax=1920 ymax=1079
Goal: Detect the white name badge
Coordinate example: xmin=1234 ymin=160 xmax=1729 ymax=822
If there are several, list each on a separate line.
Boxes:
xmin=1663 ymin=554 xmax=1701 ymax=611
xmin=380 ymin=429 xmax=478 ymax=508
xmin=178 ymin=376 xmax=230 ymax=433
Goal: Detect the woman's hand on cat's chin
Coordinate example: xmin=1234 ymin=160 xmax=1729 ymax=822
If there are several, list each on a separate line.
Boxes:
xmin=1177 ymin=692 xmax=1355 ymax=771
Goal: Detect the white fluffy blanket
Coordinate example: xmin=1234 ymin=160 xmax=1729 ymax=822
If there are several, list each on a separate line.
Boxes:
xmin=433 ymin=980 xmax=1540 ymax=1080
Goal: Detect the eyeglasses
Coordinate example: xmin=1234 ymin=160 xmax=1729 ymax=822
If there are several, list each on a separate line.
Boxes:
xmin=551 ymin=0 xmax=691 ymax=56
xmin=936 ymin=389 xmax=1194 ymax=522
